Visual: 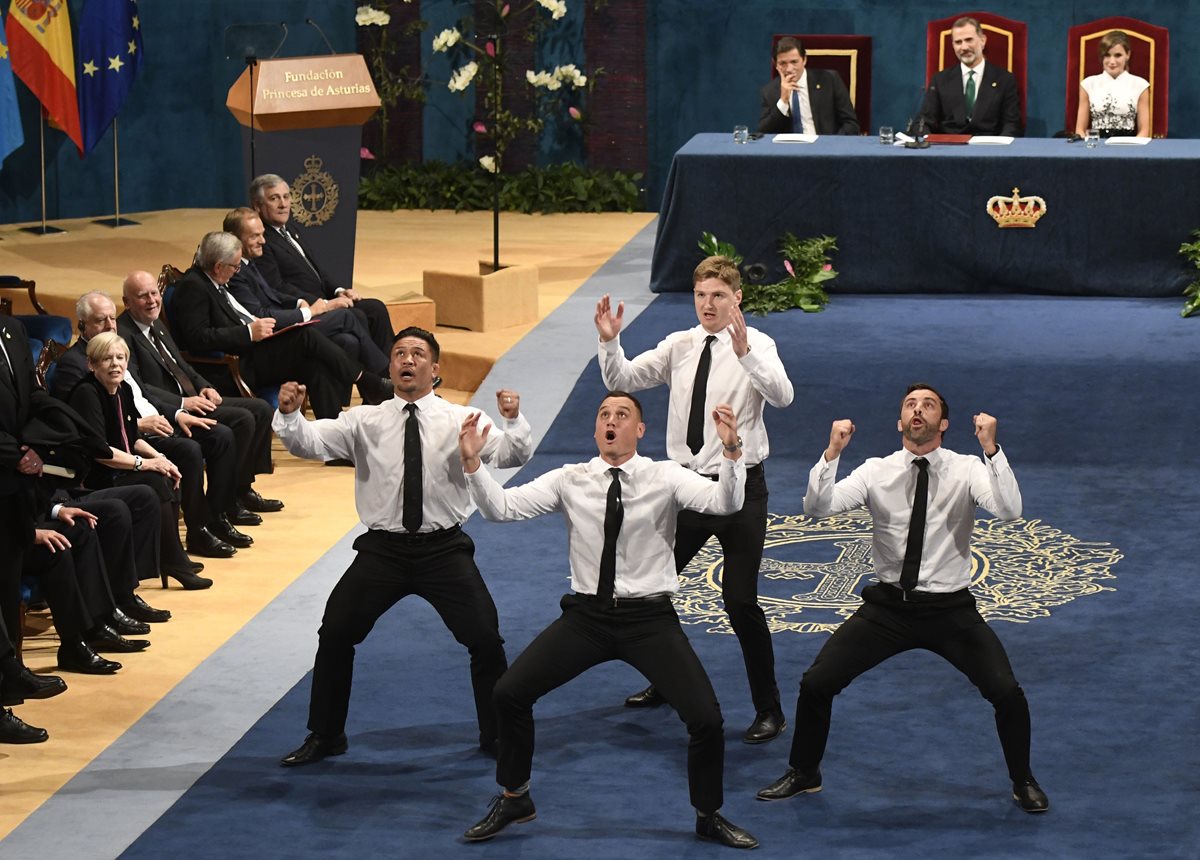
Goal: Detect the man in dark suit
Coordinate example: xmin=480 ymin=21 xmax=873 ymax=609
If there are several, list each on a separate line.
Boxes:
xmin=118 ymin=271 xmax=283 ymax=519
xmin=169 ymin=231 xmax=393 ymax=420
xmin=222 ymin=208 xmax=389 ymax=377
xmin=919 ymin=16 xmax=1022 ymax=137
xmin=51 ymin=292 xmax=249 ymax=558
xmin=250 ymin=174 xmax=395 ymax=356
xmin=757 ymin=37 xmax=860 ymax=136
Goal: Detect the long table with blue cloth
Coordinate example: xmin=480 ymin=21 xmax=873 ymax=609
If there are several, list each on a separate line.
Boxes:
xmin=649 ymin=133 xmax=1200 ymax=297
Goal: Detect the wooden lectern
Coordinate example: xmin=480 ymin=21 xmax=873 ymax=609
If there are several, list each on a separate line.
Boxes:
xmin=225 ymin=55 xmax=380 ymax=288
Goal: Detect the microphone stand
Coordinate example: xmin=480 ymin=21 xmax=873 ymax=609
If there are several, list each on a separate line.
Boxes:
xmin=246 ymin=54 xmax=258 ymax=179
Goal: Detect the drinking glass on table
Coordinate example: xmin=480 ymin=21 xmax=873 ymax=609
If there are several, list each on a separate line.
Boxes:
xmin=879 ymin=126 xmax=894 ymax=145
xmin=1085 ymin=128 xmax=1099 ymax=149
xmin=733 ymin=125 xmax=749 ymax=144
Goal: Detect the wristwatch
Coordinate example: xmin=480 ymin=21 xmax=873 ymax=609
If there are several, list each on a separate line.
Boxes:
xmin=723 ymin=436 xmax=743 ymax=452
xmin=133 ymin=455 xmax=143 ymax=471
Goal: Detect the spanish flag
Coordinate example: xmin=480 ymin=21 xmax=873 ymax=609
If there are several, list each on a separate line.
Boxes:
xmin=5 ymin=0 xmax=83 ymax=154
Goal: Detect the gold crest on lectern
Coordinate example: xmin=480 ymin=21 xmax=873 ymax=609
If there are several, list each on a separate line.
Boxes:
xmin=987 ymin=187 xmax=1047 ymax=228
xmin=292 ymin=155 xmax=339 ymax=227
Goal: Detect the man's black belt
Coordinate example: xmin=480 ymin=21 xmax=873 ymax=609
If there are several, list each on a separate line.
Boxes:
xmin=574 ymin=592 xmax=672 ymax=606
xmin=387 ymin=525 xmax=462 ymax=545
xmin=877 ymin=581 xmax=968 ymax=603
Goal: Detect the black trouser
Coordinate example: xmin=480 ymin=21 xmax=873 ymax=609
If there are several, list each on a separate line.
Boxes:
xmin=212 ymin=397 xmax=275 ymax=486
xmin=66 ymin=493 xmax=142 ymax=600
xmin=107 ymin=471 xmax=191 ymax=571
xmin=349 ymin=297 xmax=395 ymax=357
xmin=21 ymin=519 xmax=113 ymax=638
xmin=152 ymin=436 xmax=212 ymax=531
xmin=244 ymin=325 xmax=363 ymax=419
xmin=313 ymin=308 xmax=390 ymax=376
xmin=673 ymin=463 xmax=778 ymax=714
xmin=789 ymin=583 xmax=1033 ymax=783
xmin=307 ymin=527 xmax=508 ymax=746
xmin=495 ymin=593 xmax=726 ymax=814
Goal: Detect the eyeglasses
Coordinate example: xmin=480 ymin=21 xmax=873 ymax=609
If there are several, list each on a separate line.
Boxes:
xmin=222 ymin=260 xmax=242 ymax=273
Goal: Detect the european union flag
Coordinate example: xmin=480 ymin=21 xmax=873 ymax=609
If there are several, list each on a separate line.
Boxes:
xmin=0 ymin=25 xmax=22 ymax=166
xmin=77 ymin=0 xmax=143 ymax=156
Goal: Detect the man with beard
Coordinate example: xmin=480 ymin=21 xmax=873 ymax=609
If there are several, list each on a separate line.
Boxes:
xmin=920 ymin=16 xmax=1022 ymax=136
xmin=756 ymin=384 xmax=1048 ymax=813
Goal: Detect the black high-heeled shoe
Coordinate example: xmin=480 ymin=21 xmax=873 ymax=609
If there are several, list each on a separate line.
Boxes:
xmin=160 ymin=567 xmax=214 ymax=590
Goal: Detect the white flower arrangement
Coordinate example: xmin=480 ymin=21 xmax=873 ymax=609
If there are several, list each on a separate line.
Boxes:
xmin=448 ymin=61 xmax=479 ymax=92
xmin=479 ymin=155 xmax=498 ymax=173
xmin=553 ymin=64 xmax=587 ymax=88
xmin=432 ymin=27 xmax=461 ymax=53
xmin=355 ymin=5 xmax=391 ymax=27
xmin=535 ymin=0 xmax=567 ymax=20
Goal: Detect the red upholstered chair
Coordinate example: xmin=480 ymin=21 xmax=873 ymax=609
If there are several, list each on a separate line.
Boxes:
xmin=925 ymin=12 xmax=1027 ymax=127
xmin=770 ymin=34 xmax=873 ymax=133
xmin=1065 ymin=17 xmax=1168 ymax=138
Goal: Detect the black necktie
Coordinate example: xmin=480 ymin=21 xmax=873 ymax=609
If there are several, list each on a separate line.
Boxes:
xmin=686 ymin=335 xmax=716 ymax=455
xmin=150 ymin=328 xmax=198 ymax=397
xmin=402 ymin=403 xmax=423 ymax=532
xmin=218 ymin=285 xmax=255 ymax=325
xmin=596 ymin=467 xmax=623 ymax=603
xmin=899 ymin=457 xmax=930 ymax=592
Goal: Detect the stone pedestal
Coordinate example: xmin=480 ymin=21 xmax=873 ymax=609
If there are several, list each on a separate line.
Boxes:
xmin=422 ymin=262 xmax=538 ymax=331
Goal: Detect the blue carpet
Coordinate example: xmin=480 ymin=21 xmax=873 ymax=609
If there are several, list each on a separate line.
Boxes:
xmin=113 ymin=294 xmax=1199 ymax=859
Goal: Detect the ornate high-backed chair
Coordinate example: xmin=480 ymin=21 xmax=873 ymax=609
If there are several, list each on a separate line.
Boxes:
xmin=770 ymin=34 xmax=873 ymax=133
xmin=1065 ymin=16 xmax=1168 ymax=138
xmin=925 ymin=12 xmax=1028 ymax=127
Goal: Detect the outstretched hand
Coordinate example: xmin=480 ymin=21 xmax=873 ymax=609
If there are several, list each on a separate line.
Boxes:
xmin=973 ymin=412 xmax=999 ymax=456
xmin=594 ymin=294 xmax=624 ymax=342
xmin=825 ymin=419 xmax=855 ymax=462
xmin=727 ymin=304 xmax=749 ymax=358
xmin=710 ymin=403 xmax=741 ymax=458
xmin=458 ymin=411 xmax=490 ymax=473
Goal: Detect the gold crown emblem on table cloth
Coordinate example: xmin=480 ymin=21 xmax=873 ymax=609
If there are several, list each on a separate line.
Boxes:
xmin=292 ymin=155 xmax=340 ymax=227
xmin=987 ymin=187 xmax=1046 ymax=228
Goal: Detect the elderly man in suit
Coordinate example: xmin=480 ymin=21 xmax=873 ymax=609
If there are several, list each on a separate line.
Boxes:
xmin=222 ymin=208 xmax=390 ymax=377
xmin=919 ymin=16 xmax=1022 ymax=137
xmin=758 ymin=36 xmax=859 ymax=136
xmin=251 ymin=174 xmax=395 ymax=356
xmin=170 ymin=232 xmax=393 ymax=420
xmin=118 ymin=270 xmax=283 ymax=520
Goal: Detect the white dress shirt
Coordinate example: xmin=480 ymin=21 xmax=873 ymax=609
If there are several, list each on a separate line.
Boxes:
xmin=776 ymin=70 xmax=814 ymax=133
xmin=467 ymin=453 xmax=745 ymax=597
xmin=598 ymin=325 xmax=793 ymax=473
xmin=804 ymin=445 xmax=1022 ymax=593
xmin=273 ymin=391 xmax=532 ymax=532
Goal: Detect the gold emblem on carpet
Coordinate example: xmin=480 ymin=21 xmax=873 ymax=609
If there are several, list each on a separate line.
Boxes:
xmin=676 ymin=510 xmax=1121 ymax=635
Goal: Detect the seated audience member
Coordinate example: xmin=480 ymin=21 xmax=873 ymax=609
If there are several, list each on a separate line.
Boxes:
xmin=170 ymin=232 xmax=393 ymax=419
xmin=758 ymin=36 xmax=859 ymax=136
xmin=0 ymin=617 xmax=62 ymax=742
xmin=1075 ymin=30 xmax=1149 ymax=138
xmin=920 ymin=16 xmax=1022 ymax=137
xmin=222 ymin=208 xmax=389 ymax=377
xmin=55 ymin=294 xmax=249 ymax=559
xmin=67 ymin=332 xmax=217 ymax=585
xmin=250 ymin=174 xmax=395 ymax=355
xmin=119 ymin=270 xmax=283 ymax=519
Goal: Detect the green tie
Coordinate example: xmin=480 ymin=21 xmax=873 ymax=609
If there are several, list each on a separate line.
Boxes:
xmin=964 ymin=69 xmax=977 ymax=119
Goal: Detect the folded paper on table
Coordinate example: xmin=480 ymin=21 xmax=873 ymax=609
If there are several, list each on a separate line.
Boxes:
xmin=772 ymin=133 xmax=819 ymax=144
xmin=967 ymin=136 xmax=1014 ymax=145
xmin=1105 ymin=136 xmax=1151 ymax=146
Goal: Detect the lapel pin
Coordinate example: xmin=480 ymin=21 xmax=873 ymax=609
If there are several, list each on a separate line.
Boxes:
xmin=991 ymin=82 xmax=997 ymax=87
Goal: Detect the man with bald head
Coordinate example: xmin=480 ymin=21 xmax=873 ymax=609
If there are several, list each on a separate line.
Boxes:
xmin=118 ymin=271 xmax=282 ymax=517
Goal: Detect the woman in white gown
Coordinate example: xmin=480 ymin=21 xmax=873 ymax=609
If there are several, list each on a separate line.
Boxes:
xmin=1075 ymin=30 xmax=1150 ymax=138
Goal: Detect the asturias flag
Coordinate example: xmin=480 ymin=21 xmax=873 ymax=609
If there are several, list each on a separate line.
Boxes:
xmin=4 ymin=0 xmax=82 ymax=154
xmin=0 ymin=25 xmax=24 ymax=165
xmin=77 ymin=0 xmax=142 ymax=155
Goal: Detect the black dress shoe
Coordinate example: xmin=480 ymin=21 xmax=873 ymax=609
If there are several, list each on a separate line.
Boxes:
xmin=161 ymin=566 xmax=214 ymax=590
xmin=1 ymin=667 xmax=67 ymax=706
xmin=225 ymin=504 xmax=263 ymax=527
xmin=695 ymin=811 xmax=759 ymax=849
xmin=110 ymin=608 xmax=151 ymax=636
xmin=624 ymin=684 xmax=667 ymax=708
xmin=357 ymin=374 xmax=395 ymax=406
xmin=58 ymin=641 xmax=121 ymax=674
xmin=756 ymin=767 xmax=823 ymax=801
xmin=86 ymin=623 xmax=150 ymax=653
xmin=210 ymin=515 xmax=253 ymax=548
xmin=240 ymin=489 xmax=284 ymax=513
xmin=463 ymin=792 xmax=536 ymax=842
xmin=743 ymin=708 xmax=787 ymax=744
xmin=186 ymin=527 xmax=237 ymax=558
xmin=119 ymin=594 xmax=171 ymax=623
xmin=280 ymin=732 xmax=348 ymax=767
xmin=324 ymin=458 xmax=354 ymax=468
xmin=1013 ymin=779 xmax=1049 ymax=813
xmin=0 ymin=708 xmax=48 ymax=744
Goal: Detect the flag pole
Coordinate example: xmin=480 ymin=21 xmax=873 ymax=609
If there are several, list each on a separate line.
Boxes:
xmin=20 ymin=112 xmax=66 ymax=235
xmin=94 ymin=118 xmax=139 ymax=227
